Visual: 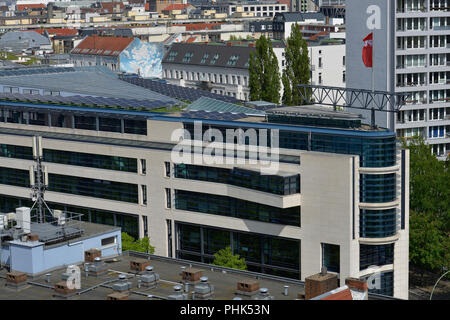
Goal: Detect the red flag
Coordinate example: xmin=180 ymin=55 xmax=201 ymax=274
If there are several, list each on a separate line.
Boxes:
xmin=362 ymin=33 xmax=373 ymax=68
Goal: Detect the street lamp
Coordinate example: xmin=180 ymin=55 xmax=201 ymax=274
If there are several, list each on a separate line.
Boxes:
xmin=430 ymin=268 xmax=450 ymax=300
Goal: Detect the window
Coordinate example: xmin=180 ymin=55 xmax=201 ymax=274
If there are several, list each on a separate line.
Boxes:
xmin=182 ymin=52 xmax=194 ymax=63
xmin=200 ymin=53 xmax=209 ymax=64
xmin=143 ymin=216 xmax=148 ymax=237
xmin=141 ymin=185 xmax=147 ymax=205
xmin=318 ymin=73 xmax=322 ymax=84
xmin=343 ymin=56 xmax=346 ymax=66
xmin=318 ymin=57 xmax=322 ymax=68
xmin=210 ymin=53 xmax=219 ymax=64
xmin=164 ymin=162 xmax=171 ymax=177
xmin=227 ymin=55 xmax=240 ymax=66
xmin=343 ymin=71 xmax=346 ymax=83
xmin=322 ymin=243 xmax=340 ymax=273
xmin=101 ymin=236 xmax=116 ymax=246
xmin=140 ymin=159 xmax=146 ymax=174
xmin=165 ymin=188 xmax=172 ymax=208
xmin=166 ymin=51 xmax=178 ymax=61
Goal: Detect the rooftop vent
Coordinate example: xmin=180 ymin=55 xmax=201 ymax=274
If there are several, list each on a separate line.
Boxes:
xmin=181 ymin=267 xmax=203 ymax=283
xmin=6 ymin=271 xmax=27 ymax=290
xmin=140 ymin=265 xmax=160 ymax=288
xmin=84 ymin=248 xmax=101 ymax=262
xmin=236 ymin=279 xmax=259 ymax=296
xmin=87 ymin=256 xmax=108 ymax=276
xmin=168 ymin=285 xmax=188 ymax=300
xmin=112 ymin=274 xmax=132 ymax=292
xmin=305 ymin=271 xmax=338 ymax=300
xmin=193 ymin=276 xmax=215 ymax=300
xmin=252 ymin=288 xmax=274 ymax=300
xmin=130 ymin=258 xmax=150 ymax=272
xmin=54 ymin=281 xmax=77 ymax=298
xmin=106 ymin=292 xmax=129 ymax=300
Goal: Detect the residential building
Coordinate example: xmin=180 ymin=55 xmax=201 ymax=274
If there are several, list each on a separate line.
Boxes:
xmin=0 ymin=30 xmax=52 ymax=54
xmin=0 ymin=72 xmax=409 ymax=298
xmin=70 ymin=35 xmax=165 ymax=78
xmin=162 ymin=41 xmax=285 ymax=101
xmin=346 ymin=0 xmax=450 ymax=159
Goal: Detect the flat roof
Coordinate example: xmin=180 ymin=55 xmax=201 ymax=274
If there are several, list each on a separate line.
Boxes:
xmin=266 ymin=105 xmax=363 ymax=120
xmin=0 ymin=252 xmax=304 ymax=300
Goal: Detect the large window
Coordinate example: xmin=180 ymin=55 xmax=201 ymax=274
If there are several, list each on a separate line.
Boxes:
xmin=363 ymin=271 xmax=394 ymax=296
xmin=176 ymin=222 xmax=300 ymax=279
xmin=174 ymin=164 xmax=300 ymax=196
xmin=360 ymin=244 xmax=394 ymax=270
xmin=0 ymin=167 xmax=29 ymax=187
xmin=360 ymin=209 xmax=397 ymax=238
xmin=48 ymin=174 xmax=139 ymax=203
xmin=0 ymin=144 xmax=33 ymax=160
xmin=360 ymin=174 xmax=397 ymax=203
xmin=322 ymin=243 xmax=340 ymax=273
xmin=44 ymin=149 xmax=137 ymax=172
xmin=175 ymin=190 xmax=301 ymax=227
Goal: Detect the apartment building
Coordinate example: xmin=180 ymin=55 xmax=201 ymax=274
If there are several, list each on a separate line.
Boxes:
xmin=162 ymin=42 xmax=286 ymax=101
xmin=0 ymin=75 xmax=409 ymax=298
xmin=347 ymin=0 xmax=450 ymax=159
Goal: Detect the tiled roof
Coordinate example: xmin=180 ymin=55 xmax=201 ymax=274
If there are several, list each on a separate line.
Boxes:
xmin=162 ymin=3 xmax=191 ymax=11
xmin=33 ymin=28 xmax=79 ymax=37
xmin=174 ymin=23 xmax=222 ymax=31
xmin=71 ymin=35 xmax=134 ymax=56
xmin=320 ymin=288 xmax=353 ymax=300
xmin=17 ymin=4 xmax=45 ymax=10
xmin=100 ymin=2 xmax=125 ymax=13
xmin=185 ymin=37 xmax=197 ymax=43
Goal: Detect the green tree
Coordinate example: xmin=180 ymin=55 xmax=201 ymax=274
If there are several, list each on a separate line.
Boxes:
xmin=248 ymin=35 xmax=281 ymax=104
xmin=401 ymin=136 xmax=449 ymax=275
xmin=211 ymin=246 xmax=247 ymax=270
xmin=121 ymin=232 xmax=155 ymax=254
xmin=282 ymin=23 xmax=311 ymax=106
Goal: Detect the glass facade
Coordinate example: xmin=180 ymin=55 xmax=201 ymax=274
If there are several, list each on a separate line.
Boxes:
xmin=183 ymin=123 xmax=397 ymax=168
xmin=363 ymin=271 xmax=394 ymax=296
xmin=176 ymin=222 xmax=300 ymax=279
xmin=0 ymin=144 xmax=33 ymax=160
xmin=174 ymin=164 xmax=300 ymax=195
xmin=360 ymin=174 xmax=397 ymax=203
xmin=48 ymin=173 xmax=139 ymax=203
xmin=44 ymin=149 xmax=138 ymax=173
xmin=360 ymin=244 xmax=394 ymax=270
xmin=268 ymin=114 xmax=362 ymax=129
xmin=0 ymin=167 xmax=29 ymax=187
xmin=322 ymin=243 xmax=340 ymax=273
xmin=0 ymin=108 xmax=147 ymax=135
xmin=175 ymin=190 xmax=301 ymax=227
xmin=360 ymin=209 xmax=397 ymax=238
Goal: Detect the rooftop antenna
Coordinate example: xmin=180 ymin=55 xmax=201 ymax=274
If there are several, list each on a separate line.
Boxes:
xmin=30 ymin=136 xmax=52 ymax=223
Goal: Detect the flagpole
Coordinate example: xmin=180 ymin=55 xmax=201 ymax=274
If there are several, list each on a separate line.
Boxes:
xmin=371 ymin=32 xmax=375 ymax=129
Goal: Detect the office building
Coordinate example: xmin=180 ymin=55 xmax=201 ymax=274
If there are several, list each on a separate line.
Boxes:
xmin=0 ymin=73 xmax=409 ymax=298
xmin=346 ymin=0 xmax=450 ymax=159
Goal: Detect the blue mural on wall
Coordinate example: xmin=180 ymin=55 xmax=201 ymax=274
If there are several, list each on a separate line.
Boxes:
xmin=120 ymin=39 xmax=163 ymax=78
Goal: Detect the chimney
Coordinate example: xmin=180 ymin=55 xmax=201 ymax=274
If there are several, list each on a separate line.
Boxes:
xmin=305 ymin=270 xmax=338 ymax=300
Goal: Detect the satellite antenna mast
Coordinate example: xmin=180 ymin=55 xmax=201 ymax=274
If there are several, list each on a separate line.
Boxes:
xmin=30 ymin=136 xmax=52 ymax=223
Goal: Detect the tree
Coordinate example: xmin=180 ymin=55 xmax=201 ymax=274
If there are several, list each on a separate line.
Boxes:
xmin=400 ymin=136 xmax=449 ymax=275
xmin=282 ymin=23 xmax=311 ymax=106
xmin=121 ymin=232 xmax=155 ymax=254
xmin=248 ymin=35 xmax=281 ymax=104
xmin=211 ymin=246 xmax=247 ymax=270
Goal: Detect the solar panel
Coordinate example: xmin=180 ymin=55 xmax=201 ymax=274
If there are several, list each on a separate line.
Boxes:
xmin=121 ymin=77 xmax=243 ymax=104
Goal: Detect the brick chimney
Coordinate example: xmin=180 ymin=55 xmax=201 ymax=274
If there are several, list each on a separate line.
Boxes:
xmin=304 ymin=268 xmax=339 ymax=300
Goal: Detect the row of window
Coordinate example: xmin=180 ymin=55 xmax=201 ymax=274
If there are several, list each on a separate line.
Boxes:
xmin=174 ymin=164 xmax=300 ymax=195
xmin=182 ymin=123 xmax=397 ymax=168
xmin=164 ymin=69 xmax=249 ymax=86
xmin=0 ymin=108 xmax=147 ymax=135
xmin=174 ymin=189 xmax=301 ymax=227
xmin=176 ymin=222 xmax=300 ymax=279
xmin=43 ymin=149 xmax=138 ymax=173
xmin=48 ymin=173 xmax=139 ymax=204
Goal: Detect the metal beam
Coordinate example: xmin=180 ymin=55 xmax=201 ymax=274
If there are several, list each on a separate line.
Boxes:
xmin=296 ymin=84 xmax=412 ymax=113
